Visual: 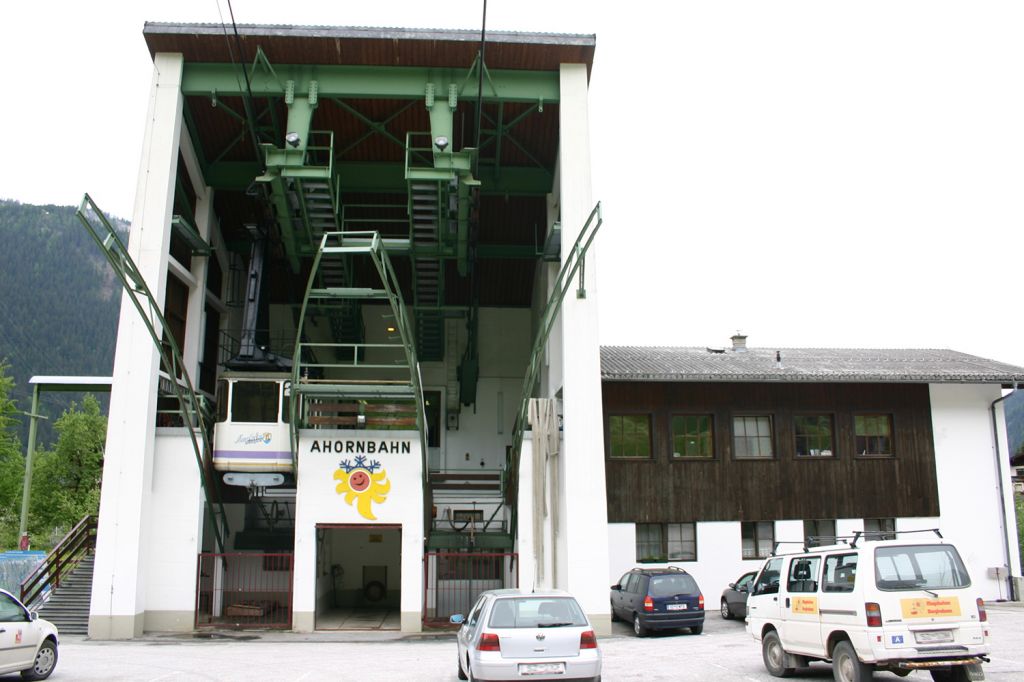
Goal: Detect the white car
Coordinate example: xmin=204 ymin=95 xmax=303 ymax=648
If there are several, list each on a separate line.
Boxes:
xmin=451 ymin=589 xmax=602 ymax=681
xmin=0 ymin=588 xmax=59 ymax=680
xmin=745 ymin=531 xmax=988 ymax=682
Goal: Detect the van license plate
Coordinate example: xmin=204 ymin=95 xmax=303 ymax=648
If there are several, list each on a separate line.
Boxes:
xmin=914 ymin=630 xmax=953 ymax=644
xmin=519 ymin=663 xmax=564 ymax=675
xmin=667 ymin=604 xmax=688 ymax=611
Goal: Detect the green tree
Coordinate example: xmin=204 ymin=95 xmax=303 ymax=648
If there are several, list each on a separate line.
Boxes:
xmin=27 ymin=395 xmax=106 ymax=546
xmin=0 ymin=362 xmax=25 ymax=550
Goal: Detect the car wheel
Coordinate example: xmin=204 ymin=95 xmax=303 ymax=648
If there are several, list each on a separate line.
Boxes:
xmin=458 ymin=653 xmax=468 ymax=681
xmin=691 ymin=624 xmax=704 ymax=635
xmin=832 ymin=640 xmax=872 ymax=682
xmin=21 ymin=639 xmax=57 ymax=681
xmin=761 ymin=630 xmax=794 ymax=678
xmin=890 ymin=669 xmax=911 ymax=678
xmin=721 ymin=599 xmax=733 ymax=620
xmin=632 ymin=613 xmax=647 ymax=637
xmin=930 ymin=673 xmax=953 ymax=682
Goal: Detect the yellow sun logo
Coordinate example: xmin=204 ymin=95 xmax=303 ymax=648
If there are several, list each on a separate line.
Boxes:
xmin=334 ymin=456 xmax=390 ymax=520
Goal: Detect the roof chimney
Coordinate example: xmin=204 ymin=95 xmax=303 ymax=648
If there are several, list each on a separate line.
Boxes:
xmin=731 ymin=333 xmax=747 ymax=352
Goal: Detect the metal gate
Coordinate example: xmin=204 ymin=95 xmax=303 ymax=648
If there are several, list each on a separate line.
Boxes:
xmin=423 ymin=552 xmax=517 ymax=626
xmin=195 ymin=553 xmax=293 ymax=629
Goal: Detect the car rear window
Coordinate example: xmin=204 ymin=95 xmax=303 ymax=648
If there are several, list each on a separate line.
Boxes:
xmin=487 ymin=597 xmax=588 ymax=628
xmin=648 ymin=574 xmax=698 ymax=597
xmin=874 ymin=544 xmax=971 ymax=591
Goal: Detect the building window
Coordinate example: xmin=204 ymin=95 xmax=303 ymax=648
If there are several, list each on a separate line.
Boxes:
xmin=671 ymin=415 xmax=714 ymax=458
xmin=733 ymin=416 xmax=774 ymax=458
xmin=636 ymin=523 xmax=697 ymax=562
xmin=855 ymin=414 xmax=893 ymax=456
xmin=742 ymin=521 xmax=775 ymax=559
xmin=804 ymin=519 xmax=837 ymax=547
xmin=863 ymin=518 xmax=896 ymax=541
xmin=794 ymin=415 xmax=834 ymax=457
xmin=608 ymin=414 xmax=652 ymax=458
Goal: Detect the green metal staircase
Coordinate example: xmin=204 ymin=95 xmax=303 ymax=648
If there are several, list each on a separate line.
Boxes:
xmin=289 ymin=231 xmax=432 ymax=527
xmin=409 ymin=180 xmax=445 ymax=361
xmin=258 ymin=130 xmax=363 ymax=355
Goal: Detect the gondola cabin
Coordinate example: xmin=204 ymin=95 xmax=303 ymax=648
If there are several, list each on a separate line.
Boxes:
xmin=213 ymin=372 xmax=293 ymax=473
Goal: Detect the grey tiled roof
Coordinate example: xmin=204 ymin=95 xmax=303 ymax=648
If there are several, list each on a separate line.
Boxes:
xmin=601 ymin=346 xmax=1024 ymax=385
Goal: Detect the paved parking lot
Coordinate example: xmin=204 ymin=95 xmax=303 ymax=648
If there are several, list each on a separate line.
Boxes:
xmin=13 ymin=605 xmax=1024 ymax=681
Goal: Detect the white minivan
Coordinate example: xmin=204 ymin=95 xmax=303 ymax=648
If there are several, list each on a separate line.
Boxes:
xmin=745 ymin=531 xmax=988 ymax=682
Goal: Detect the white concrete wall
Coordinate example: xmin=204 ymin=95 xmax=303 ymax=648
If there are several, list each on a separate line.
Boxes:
xmin=555 ymin=63 xmax=611 ymax=634
xmin=90 ymin=52 xmax=185 ymax=640
xmin=292 ymin=430 xmax=424 ymax=632
xmin=929 ymin=383 xmax=1021 ymax=598
xmin=442 ymin=377 xmax=521 ymax=471
xmin=142 ymin=430 xmax=205 ymax=631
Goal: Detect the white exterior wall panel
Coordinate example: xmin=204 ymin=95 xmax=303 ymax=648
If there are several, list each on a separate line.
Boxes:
xmin=143 ymin=430 xmax=205 ymax=631
xmin=929 ymin=383 xmax=1021 ymax=598
xmin=292 ymin=430 xmax=424 ymax=632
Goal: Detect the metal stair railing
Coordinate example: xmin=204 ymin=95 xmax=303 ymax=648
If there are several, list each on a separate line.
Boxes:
xmin=76 ymin=194 xmax=229 ymax=554
xmin=506 ymin=203 xmax=604 ymax=512
xmin=20 ymin=515 xmax=97 ymax=610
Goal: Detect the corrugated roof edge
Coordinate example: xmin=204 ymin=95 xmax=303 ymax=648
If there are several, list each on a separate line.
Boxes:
xmin=599 ymin=345 xmax=1024 ymax=386
xmin=142 ymin=22 xmax=597 ymax=47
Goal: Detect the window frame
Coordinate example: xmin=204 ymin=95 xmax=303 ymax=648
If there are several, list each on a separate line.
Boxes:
xmin=741 ymin=520 xmax=775 ymax=560
xmin=803 ymin=519 xmax=837 ymax=548
xmin=793 ymin=413 xmax=836 ymax=458
xmin=635 ymin=522 xmax=698 ymax=563
xmin=732 ymin=414 xmax=775 ymax=460
xmin=863 ymin=517 xmax=896 ymax=541
xmin=606 ymin=412 xmax=654 ymax=460
xmin=854 ymin=413 xmax=895 ymax=458
xmin=670 ymin=414 xmax=715 ymax=460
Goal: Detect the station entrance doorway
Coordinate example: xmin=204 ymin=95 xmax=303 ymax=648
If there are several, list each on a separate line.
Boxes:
xmin=315 ymin=524 xmax=401 ymax=630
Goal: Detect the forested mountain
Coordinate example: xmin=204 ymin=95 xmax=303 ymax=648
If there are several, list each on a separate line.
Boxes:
xmin=0 ymin=200 xmax=123 ymax=446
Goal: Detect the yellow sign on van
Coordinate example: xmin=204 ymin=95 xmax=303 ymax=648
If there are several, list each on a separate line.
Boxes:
xmin=900 ymin=597 xmax=961 ymax=619
xmin=792 ymin=597 xmax=818 ymax=615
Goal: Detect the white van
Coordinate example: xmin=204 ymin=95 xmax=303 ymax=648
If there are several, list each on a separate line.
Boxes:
xmin=745 ymin=530 xmax=989 ymax=682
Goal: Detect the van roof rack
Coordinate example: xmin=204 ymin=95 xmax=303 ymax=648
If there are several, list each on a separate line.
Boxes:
xmin=769 ymin=528 xmax=944 ymax=555
xmin=849 ymin=528 xmax=942 ymax=548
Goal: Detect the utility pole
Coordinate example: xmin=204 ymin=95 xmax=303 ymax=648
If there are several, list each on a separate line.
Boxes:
xmin=18 ymin=383 xmax=46 ymax=550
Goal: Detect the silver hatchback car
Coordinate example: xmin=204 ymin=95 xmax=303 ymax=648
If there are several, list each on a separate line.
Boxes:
xmin=451 ymin=589 xmax=602 ymax=681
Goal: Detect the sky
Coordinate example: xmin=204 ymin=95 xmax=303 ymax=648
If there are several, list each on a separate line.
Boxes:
xmin=1 ymin=1 xmax=1022 ymax=368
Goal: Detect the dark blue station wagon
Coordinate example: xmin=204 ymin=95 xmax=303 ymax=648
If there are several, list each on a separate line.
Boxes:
xmin=610 ymin=567 xmax=705 ymax=636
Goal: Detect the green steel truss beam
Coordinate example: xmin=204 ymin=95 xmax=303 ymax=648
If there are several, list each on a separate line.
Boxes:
xmin=75 ymin=194 xmax=229 ymax=553
xmin=205 ymin=161 xmax=552 ymax=195
xmin=182 ymin=64 xmax=559 ymax=104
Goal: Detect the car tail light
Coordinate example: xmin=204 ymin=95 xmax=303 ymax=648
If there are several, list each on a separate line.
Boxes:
xmin=643 ymin=596 xmax=654 ymax=612
xmin=698 ymin=593 xmax=705 ymax=610
xmin=478 ymin=633 xmax=501 ymax=651
xmin=580 ymin=630 xmax=598 ymax=649
xmin=977 ymin=598 xmax=987 ymax=622
xmin=865 ymin=602 xmax=882 ymax=627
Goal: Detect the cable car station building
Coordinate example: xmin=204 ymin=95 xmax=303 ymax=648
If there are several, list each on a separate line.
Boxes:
xmin=88 ymin=23 xmax=607 ymax=638
xmin=86 ymin=21 xmax=1023 ymax=641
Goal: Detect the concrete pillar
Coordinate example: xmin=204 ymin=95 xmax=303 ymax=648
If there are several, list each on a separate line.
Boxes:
xmin=556 ymin=63 xmax=611 ymax=635
xmin=89 ymin=53 xmax=185 ymax=639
